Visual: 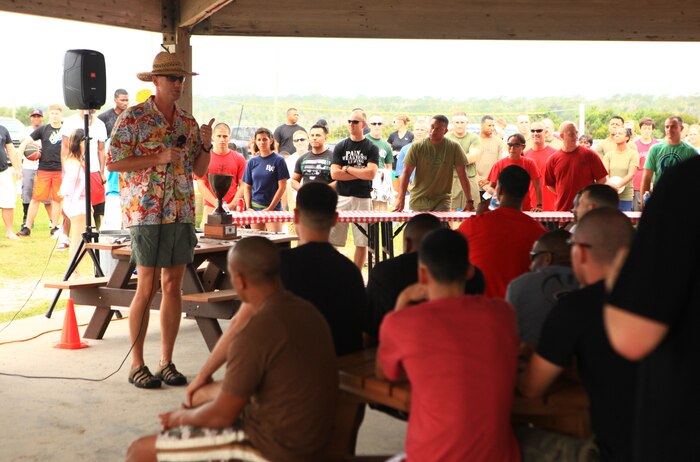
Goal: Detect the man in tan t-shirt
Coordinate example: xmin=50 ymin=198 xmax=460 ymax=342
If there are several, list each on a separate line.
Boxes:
xmin=476 ymin=115 xmax=503 ymax=202
xmin=127 ymin=237 xmax=338 ymax=462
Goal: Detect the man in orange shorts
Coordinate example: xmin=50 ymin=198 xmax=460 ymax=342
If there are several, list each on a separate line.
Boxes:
xmin=17 ymin=104 xmax=64 ymax=237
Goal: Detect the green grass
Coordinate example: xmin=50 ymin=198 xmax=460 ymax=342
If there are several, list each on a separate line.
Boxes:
xmin=0 ymin=196 xmax=76 ymax=322
xmin=0 ymin=192 xmax=408 ymax=323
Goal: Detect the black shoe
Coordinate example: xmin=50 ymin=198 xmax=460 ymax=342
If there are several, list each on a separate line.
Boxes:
xmin=49 ymin=226 xmax=59 ymax=236
xmin=17 ymin=226 xmax=30 ymax=237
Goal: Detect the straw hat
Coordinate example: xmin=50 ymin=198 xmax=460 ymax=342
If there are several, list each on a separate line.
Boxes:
xmin=136 ymin=52 xmax=198 ymax=82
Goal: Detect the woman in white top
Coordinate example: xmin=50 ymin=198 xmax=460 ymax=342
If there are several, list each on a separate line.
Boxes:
xmin=58 ymin=129 xmax=87 ymax=260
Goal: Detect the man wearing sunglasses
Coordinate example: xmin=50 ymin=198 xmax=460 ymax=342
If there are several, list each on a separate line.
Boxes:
xmin=108 ymin=51 xmax=214 ymax=389
xmin=520 ymin=208 xmax=636 ymax=461
xmin=330 ymin=109 xmax=379 ymax=269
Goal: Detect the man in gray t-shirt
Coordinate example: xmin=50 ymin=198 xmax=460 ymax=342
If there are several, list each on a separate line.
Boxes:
xmin=506 ymin=229 xmax=578 ymax=345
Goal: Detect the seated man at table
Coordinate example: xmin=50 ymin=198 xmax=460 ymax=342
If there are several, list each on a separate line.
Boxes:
xmin=518 ymin=208 xmax=637 ymax=461
xmin=365 ymin=213 xmax=485 ymax=345
xmin=377 ymin=229 xmax=521 ymax=461
xmin=506 ymin=229 xmax=578 ymax=346
xmin=127 ymin=237 xmax=338 ymax=462
xmin=184 ymin=182 xmax=363 ymax=405
xmin=279 ymin=181 xmax=365 ymax=355
xmin=458 ymin=165 xmax=546 ymax=298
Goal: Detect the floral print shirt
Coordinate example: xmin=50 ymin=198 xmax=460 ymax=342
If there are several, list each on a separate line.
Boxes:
xmin=107 ymin=96 xmax=202 ymax=227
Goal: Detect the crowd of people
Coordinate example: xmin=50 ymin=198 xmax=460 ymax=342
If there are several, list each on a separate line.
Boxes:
xmin=2 ymin=50 xmax=699 ymax=461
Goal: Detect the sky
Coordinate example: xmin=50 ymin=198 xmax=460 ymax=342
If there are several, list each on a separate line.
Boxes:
xmin=2 ymin=11 xmax=700 ymax=108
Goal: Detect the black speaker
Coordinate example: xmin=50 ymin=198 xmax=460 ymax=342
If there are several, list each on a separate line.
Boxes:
xmin=63 ymin=49 xmax=106 ymax=110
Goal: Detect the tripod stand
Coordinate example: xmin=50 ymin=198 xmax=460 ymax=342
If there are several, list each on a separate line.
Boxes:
xmin=46 ymin=112 xmax=106 ymax=318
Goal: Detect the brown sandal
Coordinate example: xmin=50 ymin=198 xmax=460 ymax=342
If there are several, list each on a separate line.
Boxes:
xmin=129 ymin=365 xmax=161 ymax=389
xmin=156 ymin=363 xmax=187 ymax=386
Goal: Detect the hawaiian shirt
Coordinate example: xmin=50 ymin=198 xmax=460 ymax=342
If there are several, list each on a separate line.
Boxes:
xmin=107 ymin=96 xmax=202 ymax=227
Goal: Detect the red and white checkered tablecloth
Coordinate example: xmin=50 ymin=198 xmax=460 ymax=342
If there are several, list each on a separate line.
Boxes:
xmin=228 ymin=210 xmax=641 ymax=225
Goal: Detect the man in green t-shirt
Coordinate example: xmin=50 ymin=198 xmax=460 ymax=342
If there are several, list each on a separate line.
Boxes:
xmin=641 ymin=116 xmax=698 ymax=207
xmin=446 ymin=111 xmax=480 ymax=210
xmin=394 ymin=115 xmax=473 ymax=212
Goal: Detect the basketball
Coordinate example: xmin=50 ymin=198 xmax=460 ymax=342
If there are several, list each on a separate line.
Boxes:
xmin=24 ymin=144 xmax=41 ymax=161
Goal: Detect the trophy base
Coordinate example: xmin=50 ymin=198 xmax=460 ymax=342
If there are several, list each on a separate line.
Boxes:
xmin=203 ymin=224 xmax=238 ymax=240
xmin=207 ymin=213 xmax=233 ymax=225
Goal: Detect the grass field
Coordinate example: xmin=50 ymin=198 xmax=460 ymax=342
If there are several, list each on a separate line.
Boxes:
xmin=0 ymin=192 xmax=397 ymax=323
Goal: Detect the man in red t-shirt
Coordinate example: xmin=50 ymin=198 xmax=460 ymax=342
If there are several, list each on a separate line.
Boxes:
xmin=196 ymin=123 xmax=246 ymax=222
xmin=544 ymin=122 xmax=608 ymax=211
xmin=524 ymin=121 xmax=558 ymax=211
xmin=458 ymin=165 xmax=546 ymax=298
xmin=487 ymin=133 xmax=542 ymax=211
xmin=378 ymin=228 xmax=521 ymax=462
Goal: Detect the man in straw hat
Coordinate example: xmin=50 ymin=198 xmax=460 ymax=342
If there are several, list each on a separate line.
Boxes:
xmin=107 ymin=51 xmax=214 ymax=389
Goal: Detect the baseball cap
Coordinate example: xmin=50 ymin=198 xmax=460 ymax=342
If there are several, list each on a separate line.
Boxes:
xmin=30 ymin=109 xmax=43 ymax=117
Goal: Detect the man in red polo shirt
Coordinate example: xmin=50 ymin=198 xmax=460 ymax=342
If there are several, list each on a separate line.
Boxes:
xmin=196 ymin=123 xmax=246 ymax=225
xmin=458 ymin=165 xmax=546 ymax=298
xmin=544 ymin=122 xmax=608 ymax=211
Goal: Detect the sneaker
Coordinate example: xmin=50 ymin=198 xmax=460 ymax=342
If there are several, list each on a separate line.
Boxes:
xmin=57 ymin=242 xmax=69 ymax=250
xmin=155 ymin=362 xmax=187 ymax=386
xmin=17 ymin=226 xmax=30 ymax=237
xmin=49 ymin=226 xmax=60 ymax=237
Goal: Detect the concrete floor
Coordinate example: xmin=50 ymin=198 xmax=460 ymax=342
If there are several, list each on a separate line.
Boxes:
xmin=0 ymin=304 xmax=405 ymax=461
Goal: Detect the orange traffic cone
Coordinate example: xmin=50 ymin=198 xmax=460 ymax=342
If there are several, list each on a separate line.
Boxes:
xmin=55 ymin=299 xmax=89 ymax=350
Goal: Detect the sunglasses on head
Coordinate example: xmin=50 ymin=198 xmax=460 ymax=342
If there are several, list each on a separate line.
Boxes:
xmin=347 ymin=120 xmax=362 ymax=125
xmin=157 ymin=75 xmax=186 ymax=83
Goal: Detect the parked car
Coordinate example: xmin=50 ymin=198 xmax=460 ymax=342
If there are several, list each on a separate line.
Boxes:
xmin=0 ymin=117 xmax=26 ymax=148
xmin=228 ymin=125 xmax=257 ymax=159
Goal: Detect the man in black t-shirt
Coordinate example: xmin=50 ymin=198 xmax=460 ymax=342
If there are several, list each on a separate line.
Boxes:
xmin=606 ymin=156 xmax=700 ymax=460
xmin=273 ymin=107 xmax=305 ymax=155
xmin=519 ymin=208 xmax=636 ymax=461
xmin=98 ymin=88 xmax=129 ymax=136
xmin=365 ymin=213 xmax=485 ymax=344
xmin=17 ymin=104 xmax=64 ymax=237
xmin=291 ymin=124 xmax=335 ymax=189
xmin=280 ymin=182 xmax=365 ymax=355
xmin=329 ymin=109 xmax=379 ymax=268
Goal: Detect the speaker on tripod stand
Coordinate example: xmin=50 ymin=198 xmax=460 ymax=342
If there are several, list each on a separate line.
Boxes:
xmin=46 ymin=50 xmax=108 ymax=318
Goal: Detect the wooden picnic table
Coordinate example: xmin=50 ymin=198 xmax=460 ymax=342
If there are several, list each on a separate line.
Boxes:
xmin=336 ymin=348 xmax=591 ymax=442
xmin=46 ymin=231 xmax=296 ymax=350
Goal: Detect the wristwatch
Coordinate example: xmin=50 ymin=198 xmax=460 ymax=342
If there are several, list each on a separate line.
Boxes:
xmin=343 ymin=165 xmax=350 ymax=173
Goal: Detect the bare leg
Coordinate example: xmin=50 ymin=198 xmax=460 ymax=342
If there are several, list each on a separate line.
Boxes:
xmin=353 ymin=246 xmax=367 ymax=269
xmin=23 ymin=199 xmax=40 ymax=228
xmin=63 ymin=212 xmax=71 ymax=237
xmin=159 ymin=264 xmax=186 ymax=366
xmin=126 ymin=434 xmax=157 ymax=462
xmin=2 ymin=208 xmax=17 ymax=239
xmin=68 ymin=214 xmax=86 ymax=262
xmin=50 ymin=200 xmax=62 ymax=228
xmin=265 ymin=221 xmax=282 ymax=232
xmin=191 ymin=381 xmax=223 ymax=408
xmin=130 ymin=265 xmax=160 ymax=369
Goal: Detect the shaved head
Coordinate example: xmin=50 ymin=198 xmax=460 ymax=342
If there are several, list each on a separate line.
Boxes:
xmin=535 ymin=229 xmax=572 ymax=266
xmin=575 ymin=208 xmax=634 ymax=265
xmin=403 ymin=213 xmax=442 ymax=254
xmin=228 ymin=237 xmax=280 ymax=284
